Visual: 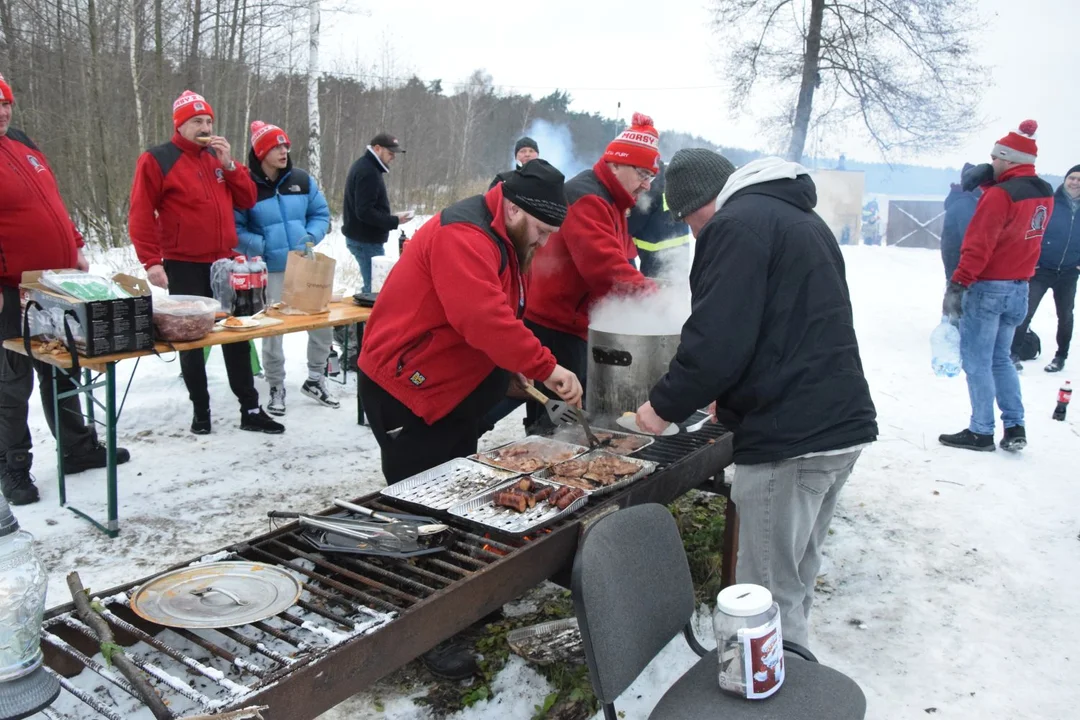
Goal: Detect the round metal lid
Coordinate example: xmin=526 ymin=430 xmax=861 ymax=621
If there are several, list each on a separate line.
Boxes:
xmin=129 ymin=561 xmax=302 ymax=629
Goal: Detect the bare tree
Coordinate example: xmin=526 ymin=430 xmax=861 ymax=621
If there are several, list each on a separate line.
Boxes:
xmin=712 ymin=0 xmax=984 ymax=162
xmin=306 ymin=0 xmax=321 ymax=182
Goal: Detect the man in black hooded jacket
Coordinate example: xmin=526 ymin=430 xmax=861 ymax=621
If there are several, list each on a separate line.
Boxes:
xmin=634 ymin=150 xmax=877 ymax=649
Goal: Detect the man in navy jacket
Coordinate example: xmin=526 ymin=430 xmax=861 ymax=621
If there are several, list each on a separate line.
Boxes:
xmin=941 ymin=163 xmax=982 ymax=280
xmin=235 ymin=121 xmax=334 ymax=415
xmin=1011 ymin=164 xmax=1080 ymax=372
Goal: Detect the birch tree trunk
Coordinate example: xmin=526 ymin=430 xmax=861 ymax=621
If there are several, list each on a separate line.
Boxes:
xmin=128 ymin=0 xmax=147 ymax=149
xmin=306 ymin=0 xmax=321 ymax=183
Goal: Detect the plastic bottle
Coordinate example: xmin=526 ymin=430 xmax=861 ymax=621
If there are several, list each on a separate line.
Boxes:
xmin=0 ymin=496 xmax=52 ymax=695
xmin=714 ymin=584 xmax=785 ymax=699
xmin=930 ymin=317 xmax=962 ymax=378
xmin=230 ymin=255 xmax=253 ymax=317
xmin=1053 ymin=381 xmax=1071 ymax=421
xmin=249 ymin=256 xmax=267 ymax=314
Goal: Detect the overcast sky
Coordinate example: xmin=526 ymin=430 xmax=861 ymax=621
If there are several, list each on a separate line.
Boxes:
xmin=320 ymin=0 xmax=1076 ymax=173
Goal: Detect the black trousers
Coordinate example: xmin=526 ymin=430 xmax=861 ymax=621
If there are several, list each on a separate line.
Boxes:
xmin=522 ymin=319 xmax=588 ymax=433
xmin=163 ymin=260 xmax=259 ymax=412
xmin=1012 ymin=267 xmax=1079 ymax=360
xmin=0 ymin=285 xmax=96 ymax=471
xmin=359 ymin=369 xmax=509 ymax=485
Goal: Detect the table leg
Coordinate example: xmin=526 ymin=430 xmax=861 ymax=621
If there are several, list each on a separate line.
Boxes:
xmin=355 ymin=322 xmax=366 ymax=426
xmin=721 ymin=492 xmax=739 ymax=590
xmin=53 ymin=367 xmax=66 ymax=506
xmin=83 ymin=368 xmax=96 ymax=429
xmin=105 ymin=364 xmax=118 ymax=536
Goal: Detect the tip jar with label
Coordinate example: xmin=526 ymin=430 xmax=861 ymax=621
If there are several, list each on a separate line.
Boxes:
xmin=714 ymin=584 xmax=785 ymax=699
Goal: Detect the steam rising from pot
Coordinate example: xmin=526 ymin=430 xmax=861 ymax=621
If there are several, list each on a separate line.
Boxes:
xmin=588 ymin=281 xmax=691 ymax=336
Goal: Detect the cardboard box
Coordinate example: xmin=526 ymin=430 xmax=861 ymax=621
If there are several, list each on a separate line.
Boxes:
xmin=20 ymin=270 xmax=154 ymax=357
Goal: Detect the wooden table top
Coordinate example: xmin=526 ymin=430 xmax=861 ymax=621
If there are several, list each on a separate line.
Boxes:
xmin=3 ymin=302 xmax=372 ymax=371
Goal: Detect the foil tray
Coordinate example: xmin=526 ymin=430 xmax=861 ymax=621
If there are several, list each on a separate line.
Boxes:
xmin=532 ymin=450 xmax=657 ymax=498
xmin=507 ymin=617 xmax=584 ymax=666
xmin=379 ymin=457 xmax=521 ymax=511
xmin=550 ymin=425 xmax=656 ymax=456
xmin=446 ymin=478 xmax=588 ymax=538
xmin=472 ymin=435 xmax=590 ymax=474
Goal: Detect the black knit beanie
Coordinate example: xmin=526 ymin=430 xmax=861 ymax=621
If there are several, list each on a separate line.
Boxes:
xmin=1067 ymin=164 xmax=1080 ymax=178
xmin=665 ymin=149 xmax=737 ymax=220
xmin=515 ymin=136 xmax=539 ymax=155
xmin=502 ymin=159 xmax=568 ymax=227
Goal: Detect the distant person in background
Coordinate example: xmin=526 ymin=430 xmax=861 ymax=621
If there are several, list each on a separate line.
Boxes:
xmin=940 ymin=120 xmax=1053 ymax=453
xmin=234 ymin=121 xmax=337 ymax=416
xmin=489 ymin=136 xmax=540 ymax=189
xmin=1010 ymin=164 xmax=1080 ymax=373
xmin=342 ymin=133 xmax=413 ymax=294
xmin=628 ymin=160 xmax=692 ymax=279
xmin=0 ymin=71 xmax=131 ymax=505
xmin=941 ymin=163 xmax=983 ymax=279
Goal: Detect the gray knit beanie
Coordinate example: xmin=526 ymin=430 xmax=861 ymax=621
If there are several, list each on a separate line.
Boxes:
xmin=665 ymin=149 xmax=737 ymax=220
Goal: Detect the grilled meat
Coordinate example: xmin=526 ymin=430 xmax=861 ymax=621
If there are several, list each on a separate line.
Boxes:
xmin=555 ymin=487 xmax=585 ymax=510
xmin=551 ymin=475 xmax=595 ymax=491
xmin=552 ymin=459 xmax=589 ymax=477
xmin=589 ymin=455 xmax=641 ymax=476
xmin=495 ymin=492 xmax=528 ymax=513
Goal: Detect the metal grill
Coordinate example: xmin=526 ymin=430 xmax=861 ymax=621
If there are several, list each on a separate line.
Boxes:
xmin=35 ymin=425 xmax=733 ymax=720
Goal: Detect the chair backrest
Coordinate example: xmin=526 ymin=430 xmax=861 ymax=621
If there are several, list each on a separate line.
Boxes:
xmin=571 ymin=504 xmax=696 ymax=704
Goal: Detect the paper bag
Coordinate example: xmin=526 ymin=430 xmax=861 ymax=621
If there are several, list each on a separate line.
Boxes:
xmin=282 ymin=250 xmax=336 ymax=314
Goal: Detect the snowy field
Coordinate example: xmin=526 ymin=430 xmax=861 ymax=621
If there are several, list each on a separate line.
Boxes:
xmin=14 ymin=241 xmax=1080 ymax=719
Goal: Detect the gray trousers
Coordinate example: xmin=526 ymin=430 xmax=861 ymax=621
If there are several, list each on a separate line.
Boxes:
xmin=730 ymin=449 xmax=862 ymax=648
xmin=262 ymin=272 xmax=333 ymax=388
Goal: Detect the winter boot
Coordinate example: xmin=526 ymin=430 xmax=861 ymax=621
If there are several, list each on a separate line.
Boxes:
xmin=65 ymin=443 xmax=132 ymax=474
xmin=301 ymin=378 xmax=340 ymax=409
xmin=240 ymin=407 xmax=285 ymax=434
xmin=1045 ymin=356 xmax=1065 ymax=373
xmin=191 ymin=407 xmax=212 ymax=435
xmin=267 ymin=386 xmax=286 ymax=416
xmin=938 ymin=428 xmax=995 ymax=452
xmin=1000 ymin=425 xmax=1027 ymax=452
xmin=1 ymin=450 xmax=39 ymax=506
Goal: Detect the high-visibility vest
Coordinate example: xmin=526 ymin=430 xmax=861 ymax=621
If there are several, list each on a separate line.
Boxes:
xmin=633 ymin=192 xmax=692 ymax=252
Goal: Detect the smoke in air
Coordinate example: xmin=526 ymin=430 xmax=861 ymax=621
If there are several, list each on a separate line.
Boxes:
xmin=517 ymin=119 xmax=588 ymax=178
xmin=588 ymin=281 xmax=691 ymax=336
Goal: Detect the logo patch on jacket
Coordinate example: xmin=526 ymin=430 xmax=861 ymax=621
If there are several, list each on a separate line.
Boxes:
xmin=215 ymin=168 xmax=225 ymax=183
xmin=409 ymin=371 xmax=426 ymax=387
xmin=1028 ymin=205 xmax=1049 ymax=240
xmin=26 ymin=155 xmax=45 ymax=173
xmin=287 ymin=184 xmax=301 ymax=193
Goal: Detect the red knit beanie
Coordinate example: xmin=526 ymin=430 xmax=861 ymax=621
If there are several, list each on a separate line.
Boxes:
xmin=250 ymin=120 xmax=290 ymax=161
xmin=172 ymin=90 xmax=214 ymax=129
xmin=0 ymin=72 xmax=13 ymax=104
xmin=992 ymin=120 xmax=1038 ymax=165
xmin=603 ymin=112 xmax=660 ymax=173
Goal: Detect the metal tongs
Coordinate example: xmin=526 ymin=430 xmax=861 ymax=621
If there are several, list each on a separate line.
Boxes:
xmin=571 ymin=407 xmax=603 ymax=449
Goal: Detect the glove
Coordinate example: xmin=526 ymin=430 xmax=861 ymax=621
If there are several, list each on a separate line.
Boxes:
xmin=943 ymin=281 xmax=966 ymax=322
xmin=961 ymin=163 xmax=994 ymax=192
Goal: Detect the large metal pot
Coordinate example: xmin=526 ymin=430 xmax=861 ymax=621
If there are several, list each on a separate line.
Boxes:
xmin=586 ymin=328 xmax=681 ymax=425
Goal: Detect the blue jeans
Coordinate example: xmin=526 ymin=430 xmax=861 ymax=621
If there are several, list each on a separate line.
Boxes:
xmin=960 ymin=281 xmax=1028 ymax=435
xmin=346 ymin=239 xmax=385 ymax=294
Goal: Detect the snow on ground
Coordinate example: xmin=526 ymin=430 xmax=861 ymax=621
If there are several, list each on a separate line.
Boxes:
xmin=16 ymin=243 xmax=1080 ymax=719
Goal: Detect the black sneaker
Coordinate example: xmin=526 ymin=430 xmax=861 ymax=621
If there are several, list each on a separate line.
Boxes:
xmin=301 ymin=379 xmax=340 ymax=409
xmin=1 ymin=451 xmax=39 ymax=506
xmin=421 ymin=639 xmax=478 ymax=681
xmin=64 ymin=443 xmax=132 ymax=474
xmin=1045 ymin=356 xmax=1065 ymax=373
xmin=241 ymin=407 xmax=285 ymax=434
xmin=939 ymin=429 xmax=995 ymax=452
xmin=1001 ymin=425 xmax=1027 ymax=452
xmin=1011 ymin=354 xmax=1023 ymax=372
xmin=191 ymin=408 xmax=212 ymax=435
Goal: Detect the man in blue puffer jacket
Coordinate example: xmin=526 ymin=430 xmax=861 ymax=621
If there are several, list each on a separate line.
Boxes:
xmin=235 ymin=121 xmax=336 ymax=415
xmin=1011 ymin=164 xmax=1080 ymax=372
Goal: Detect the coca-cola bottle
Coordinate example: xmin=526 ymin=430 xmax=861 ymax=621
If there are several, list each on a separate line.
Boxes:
xmin=249 ymin=256 xmax=267 ymax=314
xmin=230 ymin=255 xmax=253 ymax=317
xmin=1053 ymin=381 xmax=1072 ymax=421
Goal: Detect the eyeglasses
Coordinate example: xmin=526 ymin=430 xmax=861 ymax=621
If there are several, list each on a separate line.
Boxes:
xmin=634 ymin=167 xmax=656 ymax=184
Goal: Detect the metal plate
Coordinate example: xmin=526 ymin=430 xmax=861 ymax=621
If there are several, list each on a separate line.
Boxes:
xmin=446 ymin=478 xmax=588 ymax=538
xmin=129 ymin=561 xmax=302 ymax=629
xmin=533 ymin=450 xmax=657 ymax=498
xmin=507 ymin=618 xmax=583 ymax=666
xmin=472 ymin=436 xmax=590 ymax=474
xmin=550 ymin=425 xmax=656 ymax=455
xmin=379 ymin=457 xmax=521 ymax=511
xmin=616 ymin=413 xmax=680 ymax=436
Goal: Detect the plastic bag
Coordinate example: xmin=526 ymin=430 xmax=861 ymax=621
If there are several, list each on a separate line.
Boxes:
xmin=930 ymin=317 xmax=961 ymax=377
xmin=40 ymin=271 xmax=131 ymax=302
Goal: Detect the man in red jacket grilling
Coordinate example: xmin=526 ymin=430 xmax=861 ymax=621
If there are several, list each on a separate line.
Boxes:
xmin=358 ymin=160 xmax=583 ymax=484
xmin=523 ymin=113 xmax=659 ymax=430
xmin=940 ymin=119 xmax=1054 ymax=453
xmin=0 ymin=71 xmax=132 ymax=505
xmin=129 ymin=90 xmax=283 ymax=436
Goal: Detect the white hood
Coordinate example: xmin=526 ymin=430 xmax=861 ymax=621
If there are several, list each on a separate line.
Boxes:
xmin=715 ymin=156 xmax=810 ymax=211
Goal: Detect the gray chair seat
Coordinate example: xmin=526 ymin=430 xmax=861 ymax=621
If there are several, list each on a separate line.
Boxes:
xmin=650 ymin=651 xmax=866 ymax=720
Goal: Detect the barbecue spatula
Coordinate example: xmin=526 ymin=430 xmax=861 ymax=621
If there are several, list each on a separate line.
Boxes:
xmin=522 ymin=383 xmax=576 ymax=426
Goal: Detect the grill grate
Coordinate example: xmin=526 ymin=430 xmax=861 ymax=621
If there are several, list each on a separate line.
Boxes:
xmin=635 ymin=421 xmax=730 ymax=468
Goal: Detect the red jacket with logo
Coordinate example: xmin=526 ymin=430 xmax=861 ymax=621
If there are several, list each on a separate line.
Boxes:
xmin=952 ymin=165 xmax=1055 ymax=287
xmin=525 ymin=160 xmax=656 ymax=339
xmin=359 ymin=184 xmax=558 ymax=424
xmin=128 ymin=133 xmax=258 ymax=269
xmin=0 ymin=129 xmax=84 ymax=287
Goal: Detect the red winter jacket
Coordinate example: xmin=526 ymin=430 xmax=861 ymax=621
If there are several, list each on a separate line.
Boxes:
xmin=525 ymin=160 xmax=656 ymax=339
xmin=359 ymin=185 xmax=558 ymax=425
xmin=0 ymin=129 xmax=84 ymax=287
xmin=128 ymin=133 xmax=258 ymax=269
xmin=952 ymin=165 xmax=1055 ymax=287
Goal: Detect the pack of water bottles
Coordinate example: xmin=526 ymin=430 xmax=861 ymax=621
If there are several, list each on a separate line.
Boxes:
xmin=210 ymin=255 xmax=267 ymax=317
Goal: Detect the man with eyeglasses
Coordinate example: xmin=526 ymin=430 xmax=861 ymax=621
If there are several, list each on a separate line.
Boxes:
xmin=523 ymin=113 xmax=659 ymax=431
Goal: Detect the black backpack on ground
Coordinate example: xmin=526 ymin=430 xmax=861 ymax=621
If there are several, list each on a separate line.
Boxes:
xmin=1016 ymin=330 xmax=1041 ymax=361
